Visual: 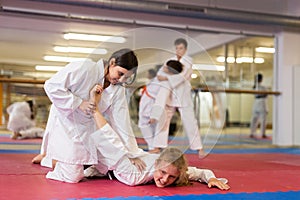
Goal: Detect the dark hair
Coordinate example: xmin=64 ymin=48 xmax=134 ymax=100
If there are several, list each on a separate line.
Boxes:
xmin=26 ymin=100 xmax=34 ymax=120
xmin=253 ymin=73 xmax=263 ymax=89
xmin=109 ymin=48 xmax=138 ymax=71
xmin=174 ymin=38 xmax=188 ymax=48
xmin=148 ymin=69 xmax=157 ymax=78
xmin=255 ymin=73 xmax=263 ymax=82
xmin=166 ymin=60 xmax=183 ymax=74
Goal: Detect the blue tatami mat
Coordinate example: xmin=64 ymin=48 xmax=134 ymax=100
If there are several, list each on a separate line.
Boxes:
xmin=184 ymin=147 xmax=300 ymax=155
xmin=77 ymin=191 xmax=300 ymax=200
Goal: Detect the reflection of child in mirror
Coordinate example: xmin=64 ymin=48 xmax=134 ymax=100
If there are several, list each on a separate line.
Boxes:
xmin=7 ymin=100 xmax=44 ymax=139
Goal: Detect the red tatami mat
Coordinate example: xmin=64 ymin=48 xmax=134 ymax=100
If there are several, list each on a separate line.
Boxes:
xmin=0 ymin=136 xmax=42 ymax=144
xmin=0 ymin=153 xmax=300 ymax=200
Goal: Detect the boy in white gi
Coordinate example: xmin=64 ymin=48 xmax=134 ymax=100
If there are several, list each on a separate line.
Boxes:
xmin=7 ymin=100 xmax=44 ymax=139
xmin=85 ymin=85 xmax=230 ymax=190
xmin=35 ymin=49 xmax=146 ymax=183
xmin=139 ymin=60 xmax=183 ymax=152
xmin=154 ymin=38 xmax=204 ymax=157
xmin=250 ymin=73 xmax=269 ymax=138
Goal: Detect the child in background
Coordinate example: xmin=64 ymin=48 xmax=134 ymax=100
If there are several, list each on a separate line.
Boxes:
xmin=139 ymin=60 xmax=183 ymax=153
xmin=250 ymin=73 xmax=269 ymax=139
xmin=156 ymin=38 xmax=204 ymax=158
xmin=7 ymin=100 xmax=44 ymax=139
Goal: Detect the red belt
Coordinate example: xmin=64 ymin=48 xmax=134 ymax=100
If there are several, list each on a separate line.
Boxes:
xmin=142 ymin=86 xmax=154 ymax=99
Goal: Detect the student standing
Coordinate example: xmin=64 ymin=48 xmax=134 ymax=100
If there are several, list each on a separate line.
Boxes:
xmin=155 ymin=38 xmax=204 ymax=157
xmin=250 ymin=73 xmax=269 ymax=138
xmin=139 ymin=60 xmax=183 ymax=152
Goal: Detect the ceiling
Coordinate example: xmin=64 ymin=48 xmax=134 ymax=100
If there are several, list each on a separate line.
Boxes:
xmin=1 ymin=0 xmax=298 ymax=84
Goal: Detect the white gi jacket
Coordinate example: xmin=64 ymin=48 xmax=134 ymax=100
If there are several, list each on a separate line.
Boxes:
xmin=7 ymin=102 xmax=35 ymax=132
xmin=138 ymin=73 xmax=174 ymax=150
xmin=114 ymin=153 xmax=219 ymax=186
xmin=91 ymin=124 xmax=225 ymax=186
xmin=44 ymin=59 xmax=144 ymax=165
xmin=138 ymin=71 xmax=172 ymax=127
xmin=252 ymin=84 xmax=268 ymax=113
xmin=250 ymin=83 xmax=269 ymax=136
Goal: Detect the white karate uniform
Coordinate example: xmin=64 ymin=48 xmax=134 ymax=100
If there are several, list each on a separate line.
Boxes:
xmin=43 ymin=59 xmax=144 ymax=183
xmin=7 ymin=102 xmax=35 ymax=133
xmin=250 ymin=84 xmax=268 ymax=136
xmin=154 ymin=56 xmax=203 ymax=150
xmin=7 ymin=102 xmax=45 ymax=138
xmin=19 ymin=127 xmax=44 ymax=138
xmin=90 ymin=123 xmax=226 ymax=186
xmin=138 ymin=72 xmax=174 ymax=150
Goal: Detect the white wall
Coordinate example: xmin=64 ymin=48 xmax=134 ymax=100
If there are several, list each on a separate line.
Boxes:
xmin=275 ymin=32 xmax=300 ymax=146
xmin=293 ymin=66 xmax=300 ymax=145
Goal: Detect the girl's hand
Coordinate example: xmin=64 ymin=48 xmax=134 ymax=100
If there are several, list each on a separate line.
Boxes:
xmin=208 ymin=178 xmax=230 ymax=190
xmin=79 ymin=100 xmax=96 ymax=115
xmin=129 ymin=157 xmax=146 ymax=172
xmin=149 ymin=118 xmax=157 ymax=124
xmin=89 ymin=84 xmax=103 ymax=105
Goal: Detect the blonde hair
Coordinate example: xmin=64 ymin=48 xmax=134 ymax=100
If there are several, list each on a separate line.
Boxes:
xmin=156 ymin=147 xmax=190 ymax=186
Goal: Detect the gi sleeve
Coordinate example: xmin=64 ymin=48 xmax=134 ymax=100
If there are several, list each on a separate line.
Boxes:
xmin=107 ymin=86 xmax=145 ymax=158
xmin=166 ymin=67 xmax=193 ymax=89
xmin=187 ymin=167 xmax=216 ymax=183
xmin=44 ymin=61 xmax=90 ymax=117
xmin=90 ymin=123 xmax=128 ymax=170
xmin=150 ymin=81 xmax=171 ymax=120
xmin=6 ymin=103 xmax=15 ymax=114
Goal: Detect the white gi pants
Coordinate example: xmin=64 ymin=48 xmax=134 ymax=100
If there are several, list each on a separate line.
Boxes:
xmin=45 ymin=123 xmax=124 ymax=183
xmin=46 ymin=162 xmax=84 ymax=183
xmin=139 ymin=84 xmax=172 ymax=150
xmin=19 ymin=127 xmax=44 ymax=138
xmin=153 ymin=105 xmax=203 ymax=150
xmin=250 ymin=98 xmax=268 ymax=136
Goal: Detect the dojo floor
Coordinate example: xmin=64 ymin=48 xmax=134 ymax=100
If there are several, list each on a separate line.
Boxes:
xmin=1 ymin=128 xmax=300 ymax=200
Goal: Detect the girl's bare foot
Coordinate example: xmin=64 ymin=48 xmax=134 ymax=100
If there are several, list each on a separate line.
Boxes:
xmin=52 ymin=159 xmax=57 ymax=169
xmin=198 ymin=149 xmax=206 ymax=159
xmin=32 ymin=153 xmax=46 ymax=164
xmin=11 ymin=132 xmax=21 ymax=140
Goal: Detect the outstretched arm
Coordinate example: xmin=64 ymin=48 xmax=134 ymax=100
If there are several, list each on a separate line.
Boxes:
xmin=187 ymin=167 xmax=230 ymax=190
xmin=89 ymin=85 xmax=146 ymax=172
xmin=106 ymin=86 xmax=146 ymax=158
xmin=89 ymin=84 xmax=106 ymax=128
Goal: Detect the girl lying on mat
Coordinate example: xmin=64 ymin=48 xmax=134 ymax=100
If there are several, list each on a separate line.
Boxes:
xmin=47 ymin=85 xmax=230 ymax=190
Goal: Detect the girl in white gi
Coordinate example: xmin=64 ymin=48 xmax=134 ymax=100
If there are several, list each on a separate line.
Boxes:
xmin=138 ymin=60 xmax=183 ymax=153
xmin=154 ymin=38 xmax=204 ymax=157
xmin=7 ymin=100 xmax=44 ymax=139
xmin=86 ymin=87 xmax=230 ymax=190
xmin=250 ymin=73 xmax=269 ymax=138
xmin=35 ymin=49 xmax=146 ymax=183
